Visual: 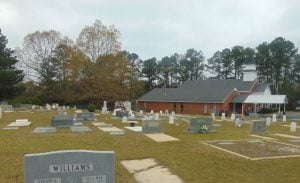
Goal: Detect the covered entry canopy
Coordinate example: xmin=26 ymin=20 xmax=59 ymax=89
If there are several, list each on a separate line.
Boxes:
xmin=243 ymin=95 xmax=288 ymax=104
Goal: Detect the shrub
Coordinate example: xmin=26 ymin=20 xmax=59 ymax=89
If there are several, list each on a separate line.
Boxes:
xmin=87 ymin=104 xmax=97 ymax=112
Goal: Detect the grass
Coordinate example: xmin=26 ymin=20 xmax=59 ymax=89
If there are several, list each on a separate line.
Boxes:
xmin=0 ymin=110 xmax=300 ymax=183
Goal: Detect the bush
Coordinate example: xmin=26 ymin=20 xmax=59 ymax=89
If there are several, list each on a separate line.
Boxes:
xmin=9 ymin=96 xmax=42 ymax=105
xmin=258 ymin=108 xmax=278 ymax=114
xmin=87 ymin=104 xmax=97 ymax=112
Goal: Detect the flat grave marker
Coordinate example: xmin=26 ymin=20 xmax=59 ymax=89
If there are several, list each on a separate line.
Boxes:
xmin=70 ymin=126 xmax=92 ymax=133
xmin=33 ymin=127 xmax=57 ymax=134
xmin=24 ymin=150 xmax=114 ymax=183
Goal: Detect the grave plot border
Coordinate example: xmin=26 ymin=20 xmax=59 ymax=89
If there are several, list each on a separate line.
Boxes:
xmin=201 ymin=139 xmax=300 ymax=161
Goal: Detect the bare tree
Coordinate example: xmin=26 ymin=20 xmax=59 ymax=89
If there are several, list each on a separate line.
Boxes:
xmin=76 ymin=20 xmax=121 ymax=62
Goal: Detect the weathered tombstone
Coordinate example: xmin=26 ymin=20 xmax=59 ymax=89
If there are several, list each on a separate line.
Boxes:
xmin=234 ymin=118 xmax=242 ymax=127
xmin=211 ymin=113 xmax=215 ymax=120
xmin=290 ymin=122 xmax=297 ymax=132
xmin=142 ymin=120 xmax=160 ymax=133
xmin=283 ymin=115 xmax=287 ymax=122
xmin=266 ymin=117 xmax=271 ymax=126
xmin=169 ymin=115 xmax=174 ymax=124
xmin=32 ymin=105 xmax=36 ymax=110
xmin=101 ymin=101 xmax=108 ymax=114
xmin=0 ymin=104 xmax=13 ymax=112
xmin=250 ymin=120 xmax=266 ymax=133
xmin=159 ymin=110 xmax=163 ymax=115
xmin=221 ymin=113 xmax=226 ymax=120
xmin=46 ymin=104 xmax=51 ymax=111
xmin=66 ymin=106 xmax=70 ymax=110
xmin=154 ymin=113 xmax=159 ymax=120
xmin=272 ymin=113 xmax=277 ymax=122
xmin=122 ymin=116 xmax=127 ymax=123
xmin=230 ymin=113 xmax=235 ymax=121
xmin=139 ymin=110 xmax=143 ymax=115
xmin=112 ymin=109 xmax=117 ymax=116
xmin=150 ymin=110 xmax=154 ymax=114
xmin=62 ymin=106 xmax=66 ymax=111
xmin=24 ymin=150 xmax=115 ymax=183
xmin=186 ymin=117 xmax=213 ymax=133
xmin=171 ymin=111 xmax=175 ymax=116
xmin=51 ymin=115 xmax=73 ymax=127
xmin=75 ymin=112 xmax=95 ymax=122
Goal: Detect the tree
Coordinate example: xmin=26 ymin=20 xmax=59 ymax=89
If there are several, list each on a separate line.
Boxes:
xmin=231 ymin=46 xmax=245 ymax=79
xmin=158 ymin=56 xmax=178 ymax=87
xmin=207 ymin=51 xmax=223 ymax=79
xmin=77 ymin=20 xmax=121 ymax=62
xmin=0 ymin=29 xmax=24 ymax=100
xmin=179 ymin=49 xmax=205 ymax=81
xmin=142 ymin=57 xmax=158 ymax=89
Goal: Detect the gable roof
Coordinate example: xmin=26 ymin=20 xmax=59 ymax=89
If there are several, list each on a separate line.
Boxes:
xmin=137 ymin=79 xmax=256 ymax=103
xmin=252 ymin=83 xmax=268 ymax=93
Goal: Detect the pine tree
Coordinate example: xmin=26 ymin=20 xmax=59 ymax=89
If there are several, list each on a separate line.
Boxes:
xmin=0 ymin=29 xmax=24 ymax=100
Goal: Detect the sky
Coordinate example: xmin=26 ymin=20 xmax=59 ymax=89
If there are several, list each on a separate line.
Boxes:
xmin=0 ymin=0 xmax=300 ymax=60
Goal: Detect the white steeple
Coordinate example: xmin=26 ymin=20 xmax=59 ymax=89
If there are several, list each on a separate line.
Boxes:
xmin=243 ymin=59 xmax=257 ymax=81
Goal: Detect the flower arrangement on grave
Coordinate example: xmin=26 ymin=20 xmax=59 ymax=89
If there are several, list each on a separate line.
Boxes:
xmin=200 ymin=125 xmax=208 ymax=133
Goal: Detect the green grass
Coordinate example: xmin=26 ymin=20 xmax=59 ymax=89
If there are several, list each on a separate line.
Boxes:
xmin=1 ymin=110 xmax=300 ymax=183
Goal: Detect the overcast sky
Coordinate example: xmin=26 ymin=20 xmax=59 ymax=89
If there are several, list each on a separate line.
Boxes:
xmin=0 ymin=0 xmax=299 ymax=60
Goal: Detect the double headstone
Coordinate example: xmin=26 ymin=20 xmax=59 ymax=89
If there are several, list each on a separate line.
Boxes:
xmin=75 ymin=112 xmax=95 ymax=122
xmin=186 ymin=117 xmax=213 ymax=133
xmin=142 ymin=120 xmax=160 ymax=134
xmin=51 ymin=115 xmax=73 ymax=127
xmin=250 ymin=120 xmax=266 ymax=133
xmin=24 ymin=150 xmax=115 ymax=183
xmin=290 ymin=122 xmax=297 ymax=132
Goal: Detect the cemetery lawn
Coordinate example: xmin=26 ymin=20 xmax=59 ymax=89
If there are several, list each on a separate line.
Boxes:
xmin=1 ymin=110 xmax=300 ymax=183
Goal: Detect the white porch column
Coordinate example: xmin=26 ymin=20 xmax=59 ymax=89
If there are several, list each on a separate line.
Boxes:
xmin=242 ymin=104 xmax=244 ymax=116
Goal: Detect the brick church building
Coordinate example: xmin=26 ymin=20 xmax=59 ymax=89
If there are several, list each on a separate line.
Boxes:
xmin=137 ymin=61 xmax=287 ymax=115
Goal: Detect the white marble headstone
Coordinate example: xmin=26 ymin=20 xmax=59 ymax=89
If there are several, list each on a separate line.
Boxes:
xmin=171 ymin=111 xmax=175 ymax=116
xmin=283 ymin=115 xmax=287 ymax=122
xmin=169 ymin=115 xmax=174 ymax=124
xmin=154 ymin=113 xmax=159 ymax=120
xmin=230 ymin=113 xmax=235 ymax=121
xmin=122 ymin=116 xmax=127 ymax=123
xmin=266 ymin=117 xmax=271 ymax=126
xmin=291 ymin=122 xmax=297 ymax=132
xmin=211 ymin=113 xmax=215 ymax=120
xmin=160 ymin=110 xmax=163 ymax=115
xmin=150 ymin=110 xmax=154 ymax=114
xmin=139 ymin=110 xmax=143 ymax=115
xmin=221 ymin=113 xmax=226 ymax=120
xmin=101 ymin=101 xmax=108 ymax=114
xmin=272 ymin=114 xmax=277 ymax=122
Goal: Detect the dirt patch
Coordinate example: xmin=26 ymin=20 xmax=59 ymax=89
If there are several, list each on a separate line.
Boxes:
xmin=144 ymin=133 xmax=179 ymax=142
xmin=204 ymin=140 xmax=300 ymax=160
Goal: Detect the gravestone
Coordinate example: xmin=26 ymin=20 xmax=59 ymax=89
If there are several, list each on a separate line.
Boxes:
xmin=221 ymin=113 xmax=226 ymax=120
xmin=266 ymin=117 xmax=271 ymax=126
xmin=169 ymin=115 xmax=174 ymax=124
xmin=211 ymin=113 xmax=215 ymax=120
xmin=171 ymin=111 xmax=175 ymax=116
xmin=230 ymin=113 xmax=235 ymax=121
xmin=0 ymin=104 xmax=13 ymax=112
xmin=46 ymin=104 xmax=51 ymax=111
xmin=283 ymin=115 xmax=287 ymax=122
xmin=139 ymin=110 xmax=143 ymax=115
xmin=24 ymin=150 xmax=114 ymax=183
xmin=116 ymin=111 xmax=128 ymax=118
xmin=154 ymin=113 xmax=159 ymax=120
xmin=250 ymin=120 xmax=266 ymax=133
xmin=142 ymin=120 xmax=160 ymax=134
xmin=150 ymin=110 xmax=154 ymax=114
xmin=33 ymin=127 xmax=57 ymax=134
xmin=62 ymin=106 xmax=66 ymax=111
xmin=75 ymin=112 xmax=95 ymax=122
xmin=122 ymin=116 xmax=127 ymax=123
xmin=67 ymin=106 xmax=70 ymax=110
xmin=290 ymin=122 xmax=297 ymax=132
xmin=234 ymin=118 xmax=242 ymax=127
xmin=70 ymin=126 xmax=92 ymax=133
xmin=51 ymin=115 xmax=73 ymax=127
xmin=186 ymin=117 xmax=213 ymax=133
xmin=165 ymin=110 xmax=169 ymax=115
xmin=101 ymin=101 xmax=108 ymax=114
xmin=159 ymin=110 xmax=163 ymax=115
xmin=272 ymin=114 xmax=277 ymax=122
xmin=73 ymin=105 xmax=77 ymax=110
xmin=0 ymin=107 xmax=2 ymax=119
xmin=32 ymin=105 xmax=36 ymax=110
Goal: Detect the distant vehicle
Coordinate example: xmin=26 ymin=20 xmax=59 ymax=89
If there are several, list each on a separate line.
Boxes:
xmin=296 ymin=100 xmax=300 ymax=111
